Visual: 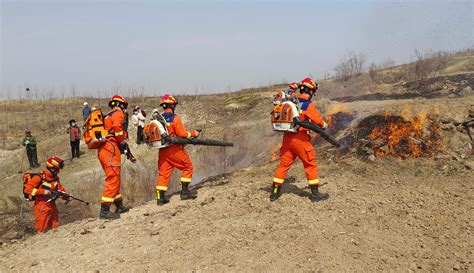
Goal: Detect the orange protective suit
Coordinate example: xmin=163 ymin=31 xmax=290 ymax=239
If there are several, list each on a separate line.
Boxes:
xmin=98 ymin=107 xmax=126 ymax=204
xmin=156 ymin=109 xmax=198 ymax=193
xmin=24 ymin=170 xmax=65 ymax=233
xmin=273 ymin=98 xmax=326 ymax=187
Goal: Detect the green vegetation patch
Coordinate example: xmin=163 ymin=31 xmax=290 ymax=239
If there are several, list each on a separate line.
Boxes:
xmin=443 ymin=58 xmax=474 ymax=75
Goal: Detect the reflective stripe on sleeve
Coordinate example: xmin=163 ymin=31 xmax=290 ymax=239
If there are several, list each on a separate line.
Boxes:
xmin=186 ymin=132 xmax=191 ymax=139
xmin=31 ymin=188 xmax=38 ymax=196
xmin=115 ymin=131 xmax=124 ymax=136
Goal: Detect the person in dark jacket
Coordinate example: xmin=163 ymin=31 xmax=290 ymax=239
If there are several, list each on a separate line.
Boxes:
xmin=21 ymin=130 xmax=39 ymax=168
xmin=66 ymin=120 xmax=81 ymax=159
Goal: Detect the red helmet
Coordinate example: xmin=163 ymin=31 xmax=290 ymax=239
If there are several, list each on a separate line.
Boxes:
xmin=300 ymin=78 xmax=318 ymax=91
xmin=160 ymin=94 xmax=178 ymax=106
xmin=289 ymin=82 xmax=298 ymax=90
xmin=46 ymin=157 xmax=64 ymax=169
xmin=109 ymin=95 xmax=128 ymax=109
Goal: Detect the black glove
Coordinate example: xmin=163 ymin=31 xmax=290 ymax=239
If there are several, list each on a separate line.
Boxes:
xmin=50 ymin=190 xmax=61 ymax=201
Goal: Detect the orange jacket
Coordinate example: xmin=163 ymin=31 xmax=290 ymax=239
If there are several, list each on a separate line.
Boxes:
xmin=162 ymin=109 xmax=198 ymax=139
xmin=297 ymin=98 xmax=325 ymax=131
xmin=24 ymin=170 xmax=65 ymax=202
xmin=104 ymin=107 xmax=126 ymax=143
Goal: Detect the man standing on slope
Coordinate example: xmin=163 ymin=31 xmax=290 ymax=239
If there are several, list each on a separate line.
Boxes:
xmin=156 ymin=94 xmax=199 ymax=205
xmin=24 ymin=157 xmax=70 ymax=233
xmin=97 ymin=95 xmax=130 ymax=219
xmin=271 ymin=78 xmax=330 ymax=202
xmin=21 ymin=130 xmax=39 ymax=168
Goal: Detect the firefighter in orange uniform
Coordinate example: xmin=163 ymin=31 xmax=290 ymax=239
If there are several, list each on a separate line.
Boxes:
xmin=156 ymin=94 xmax=199 ymax=205
xmin=24 ymin=157 xmax=69 ymax=233
xmin=97 ymin=95 xmax=130 ymax=219
xmin=288 ymin=82 xmax=299 ymax=94
xmin=271 ymin=78 xmax=330 ymax=202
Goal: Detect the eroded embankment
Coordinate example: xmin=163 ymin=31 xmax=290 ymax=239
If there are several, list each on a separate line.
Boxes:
xmin=0 ymin=91 xmax=282 ymax=240
xmin=0 ymin=155 xmax=472 ymax=272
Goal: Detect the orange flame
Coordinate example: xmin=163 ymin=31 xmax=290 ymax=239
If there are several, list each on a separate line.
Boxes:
xmin=368 ymin=112 xmax=441 ymax=158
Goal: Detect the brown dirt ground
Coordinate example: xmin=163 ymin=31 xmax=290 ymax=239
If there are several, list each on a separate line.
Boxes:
xmin=0 ymin=154 xmax=472 ymax=272
xmin=1 ymin=93 xmax=473 ymax=272
xmin=0 ymin=54 xmax=473 ymax=271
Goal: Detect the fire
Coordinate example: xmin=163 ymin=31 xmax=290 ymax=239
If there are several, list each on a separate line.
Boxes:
xmin=326 ymin=103 xmax=353 ymax=126
xmin=324 ymin=104 xmax=356 ymax=138
xmin=367 ymin=112 xmax=441 ymax=158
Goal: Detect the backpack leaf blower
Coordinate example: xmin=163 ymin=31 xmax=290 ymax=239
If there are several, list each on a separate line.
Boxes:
xmin=144 ymin=113 xmax=233 ymax=148
xmin=295 ymin=119 xmax=341 ymax=148
xmin=164 ymin=136 xmax=234 ymax=147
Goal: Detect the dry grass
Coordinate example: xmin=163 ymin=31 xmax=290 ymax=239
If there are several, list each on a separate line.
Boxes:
xmin=0 ymin=88 xmax=285 ymax=239
xmin=1 ymin=49 xmax=472 ymax=239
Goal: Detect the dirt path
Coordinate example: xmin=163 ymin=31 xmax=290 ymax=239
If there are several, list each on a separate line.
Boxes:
xmin=1 ymin=156 xmax=471 ymax=272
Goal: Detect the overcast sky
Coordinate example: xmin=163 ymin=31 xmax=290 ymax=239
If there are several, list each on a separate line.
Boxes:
xmin=1 ymin=0 xmax=472 ymax=99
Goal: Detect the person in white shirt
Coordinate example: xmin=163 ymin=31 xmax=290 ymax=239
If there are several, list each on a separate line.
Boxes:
xmin=132 ymin=106 xmax=146 ymax=144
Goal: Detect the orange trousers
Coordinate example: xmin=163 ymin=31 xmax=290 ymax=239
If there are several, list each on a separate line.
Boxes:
xmin=156 ymin=144 xmax=193 ymax=192
xmin=34 ymin=200 xmax=59 ymax=233
xmin=98 ymin=140 xmax=122 ymax=204
xmin=273 ymin=132 xmax=320 ymax=186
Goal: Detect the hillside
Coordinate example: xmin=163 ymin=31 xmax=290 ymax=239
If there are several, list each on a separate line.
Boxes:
xmin=1 ymin=155 xmax=472 ymax=272
xmin=0 ymin=50 xmax=473 ymax=271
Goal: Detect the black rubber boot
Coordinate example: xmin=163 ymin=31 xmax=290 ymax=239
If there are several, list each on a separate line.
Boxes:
xmin=309 ymin=186 xmax=329 ymax=202
xmin=156 ymin=191 xmax=169 ymax=206
xmin=99 ymin=203 xmax=121 ymax=220
xmin=114 ymin=200 xmax=130 ymax=214
xmin=269 ymin=184 xmax=282 ymax=201
xmin=180 ymin=182 xmax=197 ymax=200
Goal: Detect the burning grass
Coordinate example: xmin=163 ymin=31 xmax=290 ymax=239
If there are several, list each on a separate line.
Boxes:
xmin=326 ymin=104 xmax=356 ymax=135
xmin=356 ymin=112 xmax=442 ymax=159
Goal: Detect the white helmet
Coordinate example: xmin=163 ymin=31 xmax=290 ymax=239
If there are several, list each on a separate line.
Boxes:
xmin=83 ymin=102 xmax=89 ymax=106
xmin=152 ymin=109 xmax=160 ymax=120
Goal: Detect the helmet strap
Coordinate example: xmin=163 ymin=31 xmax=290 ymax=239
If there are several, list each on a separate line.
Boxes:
xmin=162 ymin=104 xmax=175 ymax=112
xmin=47 ymin=167 xmax=60 ymax=178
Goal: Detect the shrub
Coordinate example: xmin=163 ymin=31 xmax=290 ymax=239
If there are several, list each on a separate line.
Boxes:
xmin=335 ymin=51 xmax=367 ymax=81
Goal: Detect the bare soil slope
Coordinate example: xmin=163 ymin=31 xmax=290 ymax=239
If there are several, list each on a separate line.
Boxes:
xmin=1 ymin=51 xmax=473 ymax=271
xmin=0 ymin=155 xmax=472 ymax=272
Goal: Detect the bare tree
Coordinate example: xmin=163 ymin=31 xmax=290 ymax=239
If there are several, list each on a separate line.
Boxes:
xmin=404 ymin=50 xmax=450 ymax=80
xmin=368 ymin=63 xmax=379 ymax=82
xmin=334 ymin=51 xmax=367 ymax=81
xmin=71 ymin=83 xmax=76 ymax=97
xmin=381 ymin=58 xmax=396 ymax=68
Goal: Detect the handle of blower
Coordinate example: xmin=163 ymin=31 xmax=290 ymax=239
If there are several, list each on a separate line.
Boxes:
xmin=295 ymin=119 xmax=341 ymax=148
xmin=119 ymin=142 xmax=137 ymax=163
xmin=50 ymin=190 xmax=89 ymax=205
